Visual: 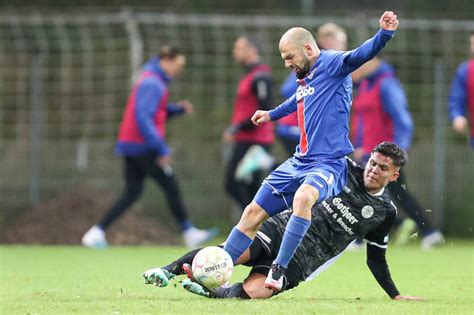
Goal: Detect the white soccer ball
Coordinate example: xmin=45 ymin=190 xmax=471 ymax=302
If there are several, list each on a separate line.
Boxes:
xmin=192 ymin=246 xmax=234 ymax=290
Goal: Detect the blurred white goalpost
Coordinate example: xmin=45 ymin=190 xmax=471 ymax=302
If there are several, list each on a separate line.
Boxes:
xmin=0 ymin=10 xmax=473 ymax=225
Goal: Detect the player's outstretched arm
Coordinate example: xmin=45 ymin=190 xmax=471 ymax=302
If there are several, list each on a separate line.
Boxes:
xmin=366 ymin=244 xmax=400 ymax=298
xmin=366 ymin=245 xmax=423 ymax=300
xmin=336 ymin=11 xmax=398 ymax=75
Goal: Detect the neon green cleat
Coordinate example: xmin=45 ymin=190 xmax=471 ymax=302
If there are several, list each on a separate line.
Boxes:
xmin=142 ymin=268 xmax=175 ymax=287
xmin=235 ymin=145 xmax=275 ymax=183
xmin=394 ymin=218 xmax=417 ymax=246
xmin=181 ymin=279 xmax=212 ymax=298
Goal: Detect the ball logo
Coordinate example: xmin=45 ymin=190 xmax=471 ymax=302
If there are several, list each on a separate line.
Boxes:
xmin=204 ymin=262 xmax=228 ymax=273
xmin=296 ymin=86 xmax=315 ymax=101
xmin=361 ymin=205 xmax=374 ymax=218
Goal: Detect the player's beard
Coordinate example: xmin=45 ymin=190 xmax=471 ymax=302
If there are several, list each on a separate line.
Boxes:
xmin=295 ymin=56 xmax=312 ymax=79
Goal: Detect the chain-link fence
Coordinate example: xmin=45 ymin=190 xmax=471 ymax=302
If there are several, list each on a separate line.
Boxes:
xmin=0 ymin=11 xmax=473 ymax=234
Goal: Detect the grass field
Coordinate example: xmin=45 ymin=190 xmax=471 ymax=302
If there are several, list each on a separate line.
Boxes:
xmin=1 ymin=241 xmax=473 ymax=314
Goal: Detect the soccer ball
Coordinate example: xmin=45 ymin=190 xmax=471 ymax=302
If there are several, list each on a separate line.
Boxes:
xmin=192 ymin=246 xmax=234 ymax=290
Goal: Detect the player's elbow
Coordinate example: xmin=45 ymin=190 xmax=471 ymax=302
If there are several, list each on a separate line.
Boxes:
xmin=366 ymin=258 xmax=381 ymax=277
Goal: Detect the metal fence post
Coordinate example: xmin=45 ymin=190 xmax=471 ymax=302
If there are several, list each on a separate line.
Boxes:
xmin=123 ymin=8 xmax=143 ymax=85
xmin=29 ymin=53 xmax=43 ymax=204
xmin=432 ymin=60 xmax=446 ymax=228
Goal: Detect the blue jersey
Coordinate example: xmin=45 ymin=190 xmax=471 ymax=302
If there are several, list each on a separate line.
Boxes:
xmin=269 ymin=29 xmax=395 ymax=159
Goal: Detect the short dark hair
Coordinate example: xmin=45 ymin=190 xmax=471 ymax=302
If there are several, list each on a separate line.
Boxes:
xmin=371 ymin=142 xmax=408 ymax=167
xmin=241 ymin=35 xmax=262 ymax=54
xmin=159 ymin=45 xmax=182 ymax=60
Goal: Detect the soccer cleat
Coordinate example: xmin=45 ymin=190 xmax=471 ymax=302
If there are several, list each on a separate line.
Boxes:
xmin=181 ymin=263 xmax=195 ymax=281
xmin=81 ymin=225 xmax=108 ymax=249
xmin=394 ymin=218 xmax=417 ymax=246
xmin=421 ymin=230 xmax=444 ymax=250
xmin=264 ymin=263 xmax=286 ymax=292
xmin=235 ymin=145 xmax=275 ymax=183
xmin=142 ymin=267 xmax=175 ymax=287
xmin=183 ymin=227 xmax=219 ymax=248
xmin=181 ymin=278 xmax=212 ymax=298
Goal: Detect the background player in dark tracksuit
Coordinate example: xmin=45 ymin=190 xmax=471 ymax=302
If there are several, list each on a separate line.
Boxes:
xmin=143 ymin=142 xmax=421 ymax=301
xmin=278 ymin=23 xmax=348 ymax=156
xmin=223 ymin=36 xmax=275 ymax=210
xmin=351 ymin=58 xmax=444 ymax=249
xmin=82 ymin=46 xmax=217 ymax=249
xmin=449 ymin=32 xmax=474 ymax=147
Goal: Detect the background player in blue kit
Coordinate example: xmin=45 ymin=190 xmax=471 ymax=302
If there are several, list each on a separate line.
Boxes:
xmin=222 ymin=11 xmax=400 ymax=291
xmin=449 ymin=32 xmax=474 ymax=147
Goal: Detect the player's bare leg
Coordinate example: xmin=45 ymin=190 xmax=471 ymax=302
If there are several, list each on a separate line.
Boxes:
xmin=224 ymin=201 xmax=269 ymax=263
xmin=236 ymin=201 xmax=270 ymax=239
xmin=292 ymin=184 xmax=319 ymax=220
xmin=243 ymin=273 xmax=275 ymax=299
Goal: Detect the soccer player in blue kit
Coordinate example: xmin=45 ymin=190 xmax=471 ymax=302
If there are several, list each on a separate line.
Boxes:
xmin=222 ymin=11 xmax=400 ymax=292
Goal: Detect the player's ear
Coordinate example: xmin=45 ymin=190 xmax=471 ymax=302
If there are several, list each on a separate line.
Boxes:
xmin=390 ymin=171 xmax=400 ymax=182
xmin=303 ymin=44 xmax=313 ymax=57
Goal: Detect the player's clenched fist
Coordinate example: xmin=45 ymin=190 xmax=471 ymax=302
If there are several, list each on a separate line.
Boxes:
xmin=379 ymin=11 xmax=399 ymax=31
xmin=251 ymin=110 xmax=271 ymax=126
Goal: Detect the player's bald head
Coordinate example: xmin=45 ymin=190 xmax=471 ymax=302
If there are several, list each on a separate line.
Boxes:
xmin=279 ymin=27 xmax=317 ymax=50
xmin=279 ymin=27 xmax=320 ymax=79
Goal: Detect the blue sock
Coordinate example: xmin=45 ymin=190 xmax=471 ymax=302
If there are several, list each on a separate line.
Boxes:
xmin=274 ymin=215 xmax=311 ymax=268
xmin=179 ymin=220 xmax=193 ymax=232
xmin=223 ymin=227 xmax=253 ymax=263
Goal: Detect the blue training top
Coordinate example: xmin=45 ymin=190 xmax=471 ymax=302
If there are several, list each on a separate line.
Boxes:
xmin=269 ymin=29 xmax=395 ymax=159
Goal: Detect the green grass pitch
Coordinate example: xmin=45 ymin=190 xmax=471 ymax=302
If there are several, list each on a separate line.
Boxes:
xmin=1 ymin=241 xmax=472 ymax=314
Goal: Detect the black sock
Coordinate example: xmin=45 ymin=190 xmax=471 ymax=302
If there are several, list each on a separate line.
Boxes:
xmin=162 ymin=248 xmax=202 ymax=275
xmin=213 ymin=283 xmax=250 ymax=299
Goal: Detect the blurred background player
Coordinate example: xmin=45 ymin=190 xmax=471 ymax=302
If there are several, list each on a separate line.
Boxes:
xmin=143 ymin=143 xmax=422 ymax=301
xmin=449 ymin=32 xmax=474 ymax=147
xmin=222 ymin=36 xmax=275 ymax=211
xmin=277 ymin=23 xmax=348 ymax=156
xmin=82 ymin=46 xmax=217 ymax=249
xmin=351 ymin=57 xmax=444 ymax=249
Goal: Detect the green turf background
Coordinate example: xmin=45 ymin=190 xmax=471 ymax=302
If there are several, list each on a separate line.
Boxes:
xmin=1 ymin=241 xmax=473 ymax=314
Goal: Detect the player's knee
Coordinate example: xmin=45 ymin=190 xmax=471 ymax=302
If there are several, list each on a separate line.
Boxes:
xmin=293 ymin=185 xmax=318 ymax=212
xmin=237 ymin=203 xmax=267 ymax=234
xmin=125 ymin=185 xmax=144 ymax=201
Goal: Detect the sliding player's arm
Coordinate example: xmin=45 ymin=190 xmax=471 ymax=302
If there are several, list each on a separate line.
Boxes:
xmin=365 ymin=210 xmax=422 ymax=300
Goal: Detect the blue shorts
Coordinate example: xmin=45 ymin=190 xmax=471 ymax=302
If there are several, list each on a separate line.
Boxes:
xmin=254 ymin=156 xmax=348 ymax=216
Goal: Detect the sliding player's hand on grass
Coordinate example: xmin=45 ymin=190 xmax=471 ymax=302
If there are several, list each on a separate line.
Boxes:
xmin=394 ymin=295 xmax=423 ymax=301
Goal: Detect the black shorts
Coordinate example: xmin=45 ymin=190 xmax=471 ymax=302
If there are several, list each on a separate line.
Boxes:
xmin=244 ymin=221 xmax=305 ymax=294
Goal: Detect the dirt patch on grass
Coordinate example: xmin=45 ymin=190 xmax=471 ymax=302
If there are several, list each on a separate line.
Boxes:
xmin=0 ymin=187 xmax=180 ymax=246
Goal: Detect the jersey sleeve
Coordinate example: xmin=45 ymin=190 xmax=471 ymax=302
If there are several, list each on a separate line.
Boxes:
xmin=166 ymin=103 xmax=186 ymax=117
xmin=327 ymin=29 xmax=395 ymax=76
xmin=365 ymin=203 xmax=400 ymax=298
xmin=135 ymin=78 xmax=170 ymax=156
xmin=252 ymin=73 xmax=274 ymax=111
xmin=448 ymin=62 xmax=468 ymax=120
xmin=269 ymin=95 xmax=298 ymax=121
xmin=233 ymin=73 xmax=274 ymax=132
xmin=380 ymin=78 xmax=413 ymax=151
